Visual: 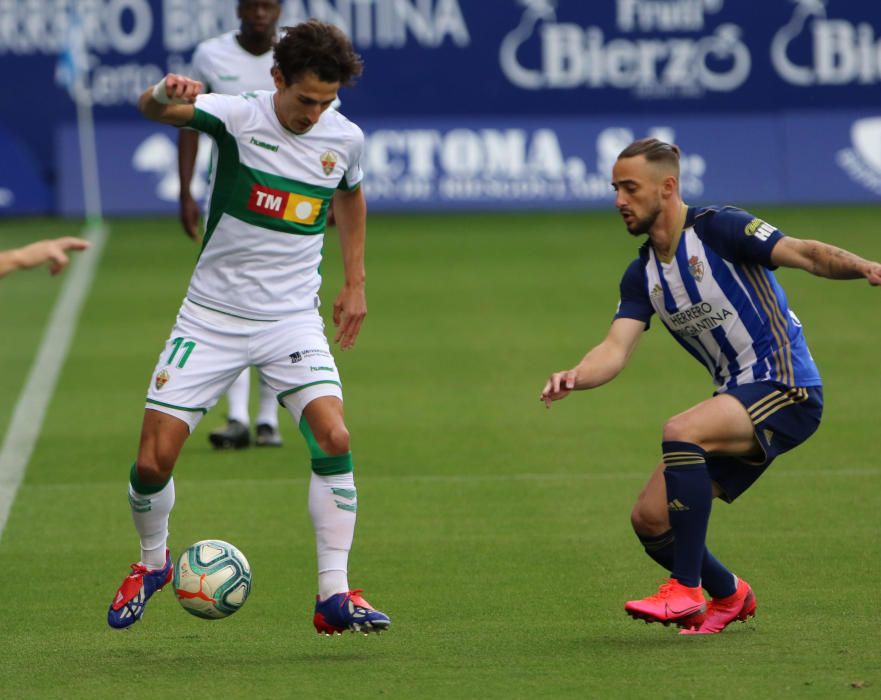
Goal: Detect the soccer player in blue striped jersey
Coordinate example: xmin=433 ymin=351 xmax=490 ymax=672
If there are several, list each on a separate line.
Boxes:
xmin=540 ymin=138 xmax=881 ymax=635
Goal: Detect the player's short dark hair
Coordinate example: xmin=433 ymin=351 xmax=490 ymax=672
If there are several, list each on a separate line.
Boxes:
xmin=618 ymin=138 xmax=680 ymax=171
xmin=273 ymin=19 xmax=363 ymax=86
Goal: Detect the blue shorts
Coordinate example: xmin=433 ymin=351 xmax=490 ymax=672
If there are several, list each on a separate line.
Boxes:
xmin=708 ymin=382 xmax=823 ymax=503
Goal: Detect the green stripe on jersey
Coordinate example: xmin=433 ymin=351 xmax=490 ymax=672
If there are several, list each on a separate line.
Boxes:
xmin=188 ymin=107 xmax=336 ymax=238
xmin=188 ymin=109 xmax=241 ymax=252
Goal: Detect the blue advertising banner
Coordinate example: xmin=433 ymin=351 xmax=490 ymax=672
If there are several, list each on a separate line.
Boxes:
xmin=0 ymin=126 xmax=52 ymax=215
xmin=4 ymin=0 xmax=881 ymax=215
xmin=57 ymin=122 xmax=181 ymax=216
xmin=56 ymin=110 xmax=880 ymax=217
xmin=783 ymin=111 xmax=881 ymax=203
xmin=356 ymin=114 xmax=784 ymax=210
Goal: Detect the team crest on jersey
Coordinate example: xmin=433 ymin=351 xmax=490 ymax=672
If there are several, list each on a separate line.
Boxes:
xmin=688 ymin=255 xmax=705 ymax=282
xmin=320 ymin=150 xmax=338 ymax=176
xmin=155 ymin=369 xmax=170 ymax=390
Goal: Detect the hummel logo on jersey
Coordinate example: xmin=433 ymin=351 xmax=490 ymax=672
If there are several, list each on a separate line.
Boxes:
xmin=668 ymin=499 xmax=690 ymax=511
xmin=688 ymin=255 xmax=704 ymax=282
xmin=321 ymin=150 xmax=338 ymax=175
xmin=248 ymin=184 xmax=322 ymax=225
xmin=250 ymin=137 xmax=279 ymax=152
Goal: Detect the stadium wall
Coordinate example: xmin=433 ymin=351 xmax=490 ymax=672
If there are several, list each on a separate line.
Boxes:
xmin=2 ymin=0 xmax=880 ymax=215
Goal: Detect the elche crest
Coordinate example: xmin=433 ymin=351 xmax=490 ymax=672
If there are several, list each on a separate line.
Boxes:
xmin=320 ymin=150 xmax=338 ymax=176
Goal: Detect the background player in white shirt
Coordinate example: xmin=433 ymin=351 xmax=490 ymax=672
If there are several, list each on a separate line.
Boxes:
xmin=108 ymin=20 xmax=390 ymax=635
xmin=180 ymin=0 xmax=284 ymax=450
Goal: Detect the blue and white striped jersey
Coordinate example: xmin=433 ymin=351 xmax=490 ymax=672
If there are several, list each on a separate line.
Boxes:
xmin=614 ymin=205 xmax=822 ymax=392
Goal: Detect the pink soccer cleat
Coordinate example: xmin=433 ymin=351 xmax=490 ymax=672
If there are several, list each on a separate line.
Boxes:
xmin=625 ymin=578 xmax=707 ymax=627
xmin=680 ymin=577 xmax=756 ymax=635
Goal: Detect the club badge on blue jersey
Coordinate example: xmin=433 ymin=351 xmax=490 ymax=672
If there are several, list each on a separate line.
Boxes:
xmin=688 ymin=255 xmax=705 ymax=282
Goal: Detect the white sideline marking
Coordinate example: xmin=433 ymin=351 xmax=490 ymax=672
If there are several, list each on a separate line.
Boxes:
xmin=0 ymin=225 xmax=108 ymax=543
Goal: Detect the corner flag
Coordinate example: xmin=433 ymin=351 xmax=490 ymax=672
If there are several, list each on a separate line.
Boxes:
xmin=54 ymin=3 xmax=104 ymax=230
xmin=55 ymin=6 xmax=91 ymax=102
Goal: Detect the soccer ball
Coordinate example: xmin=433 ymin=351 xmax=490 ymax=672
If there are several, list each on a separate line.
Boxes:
xmin=173 ymin=540 xmax=252 ymax=619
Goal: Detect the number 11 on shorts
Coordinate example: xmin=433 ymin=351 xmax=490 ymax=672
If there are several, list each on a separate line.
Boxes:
xmin=167 ymin=337 xmax=196 ymax=368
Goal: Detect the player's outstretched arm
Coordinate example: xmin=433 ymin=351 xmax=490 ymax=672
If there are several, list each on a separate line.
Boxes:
xmin=138 ymin=74 xmax=202 ymax=126
xmin=540 ymin=317 xmax=646 ymax=408
xmin=0 ymin=237 xmax=90 ymax=278
xmin=331 ymin=187 xmax=367 ymax=350
xmin=771 ymin=237 xmax=881 ymax=285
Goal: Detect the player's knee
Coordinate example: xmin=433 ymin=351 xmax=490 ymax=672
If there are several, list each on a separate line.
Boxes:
xmin=315 ymin=424 xmax=350 ymax=456
xmin=661 ymin=415 xmax=697 ymax=444
xmin=134 ymin=458 xmax=173 ymax=486
xmin=630 ymin=501 xmax=668 ymax=536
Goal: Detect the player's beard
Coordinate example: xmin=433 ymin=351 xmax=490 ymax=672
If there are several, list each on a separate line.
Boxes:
xmin=625 ymin=203 xmax=662 ymax=236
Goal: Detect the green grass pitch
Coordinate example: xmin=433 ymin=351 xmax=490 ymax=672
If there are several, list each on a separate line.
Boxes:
xmin=0 ymin=207 xmax=878 ymax=698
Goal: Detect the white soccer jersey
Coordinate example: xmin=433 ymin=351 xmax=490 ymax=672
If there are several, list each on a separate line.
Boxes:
xmin=190 ymin=31 xmax=276 ymax=94
xmin=183 ymin=91 xmax=364 ymax=320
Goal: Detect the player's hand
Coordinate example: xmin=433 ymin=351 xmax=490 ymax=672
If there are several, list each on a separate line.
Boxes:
xmin=540 ymin=370 xmax=577 ymax=408
xmin=332 ymin=282 xmax=366 ymax=350
xmin=865 ymin=261 xmax=881 ymax=286
xmin=18 ymin=237 xmax=91 ymax=276
xmin=156 ymin=74 xmax=203 ymax=104
xmin=179 ymin=192 xmax=202 ymax=242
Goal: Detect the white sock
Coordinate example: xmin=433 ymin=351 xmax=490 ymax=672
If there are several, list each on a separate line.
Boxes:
xmin=318 ymin=571 xmax=349 ymax=601
xmin=309 ymin=472 xmax=356 ymax=600
xmin=128 ymin=478 xmax=175 ymax=570
xmin=226 ymin=369 xmax=250 ymax=424
xmin=256 ymin=375 xmax=278 ymax=428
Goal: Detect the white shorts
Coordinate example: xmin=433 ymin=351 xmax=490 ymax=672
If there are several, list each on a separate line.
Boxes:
xmin=145 ymin=299 xmax=342 ymax=431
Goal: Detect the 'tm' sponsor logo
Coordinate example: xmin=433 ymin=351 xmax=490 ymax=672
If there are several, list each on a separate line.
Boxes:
xmin=247 ymin=184 xmax=322 ymax=224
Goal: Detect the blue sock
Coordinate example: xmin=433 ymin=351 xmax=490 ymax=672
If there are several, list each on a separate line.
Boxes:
xmin=662 ymin=440 xmax=712 ymax=588
xmin=637 ymin=530 xmax=736 ymax=598
xmin=701 ymin=549 xmax=737 ymax=598
xmin=638 ymin=529 xmax=675 ymax=570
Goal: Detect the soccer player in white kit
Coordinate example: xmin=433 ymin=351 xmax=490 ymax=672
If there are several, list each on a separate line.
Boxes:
xmin=179 ymin=0 xmax=285 ymax=450
xmin=108 ymin=20 xmax=390 ymax=635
